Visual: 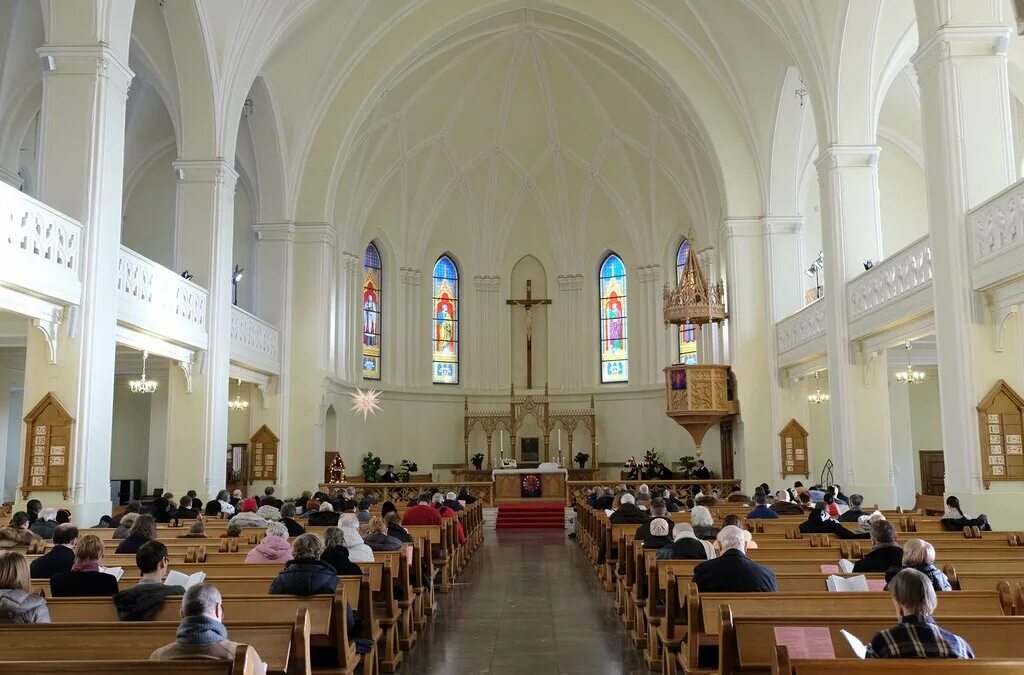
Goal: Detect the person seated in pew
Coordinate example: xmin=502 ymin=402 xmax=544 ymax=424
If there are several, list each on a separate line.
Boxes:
xmin=0 ymin=552 xmax=50 ymax=623
xmin=214 ymin=490 xmax=236 ymax=516
xmin=50 ymin=534 xmax=119 ymax=597
xmin=113 ymin=512 xmax=138 ymax=539
xmin=633 ymin=498 xmax=670 ymax=540
xmin=457 ymin=487 xmax=476 ymax=505
xmin=228 ymin=498 xmax=269 ymax=529
xmin=116 ymin=514 xmax=157 ymax=554
xmin=110 ymin=500 xmax=140 ymax=529
xmin=245 ymin=522 xmax=294 ymax=564
xmin=355 ymin=499 xmax=372 ymax=523
xmin=219 ymin=523 xmax=243 ymax=539
xmin=150 ymin=583 xmax=268 ymax=674
xmin=941 ymin=495 xmax=992 ymax=532
xmin=379 ymin=465 xmax=400 ymax=483
xmin=693 ymin=525 xmax=778 ymax=593
xmin=0 ymin=511 xmax=41 ymax=549
xmin=692 ymin=459 xmax=712 ymax=480
xmin=307 ymin=501 xmax=341 ymax=527
xmin=229 ymin=489 xmax=243 ymax=509
xmin=381 ymin=500 xmax=398 ymax=519
xmin=853 ymin=519 xmax=903 ymax=573
xmin=256 ymin=504 xmax=282 ymax=523
xmin=443 ymin=492 xmax=464 ymax=512
xmin=25 ymin=499 xmax=41 ymax=526
xmin=203 ymin=500 xmax=224 ymax=517
xmin=656 ymin=522 xmax=716 ymax=560
xmin=838 ymin=493 xmax=866 ymax=522
xmin=178 ymin=521 xmax=208 ymax=540
xmin=113 ymin=540 xmax=186 ymax=620
xmin=726 ymin=485 xmax=751 ymax=504
xmin=363 ymin=516 xmax=403 ymax=551
xmin=29 ymin=507 xmax=59 ymax=539
xmin=770 ymin=490 xmax=804 ymax=516
xmin=321 ymin=527 xmax=364 ymax=575
xmin=338 ymin=514 xmax=374 ymax=563
xmin=260 ymin=486 xmax=283 ymax=510
xmin=822 ymin=492 xmax=845 ymax=518
xmin=642 ymin=518 xmax=673 ymax=549
xmin=30 ymin=523 xmax=78 ymax=579
xmin=295 ymin=490 xmax=312 ymax=514
xmin=609 ymin=493 xmax=649 ymax=524
xmin=278 ymin=502 xmax=305 ymax=537
xmin=865 ymin=568 xmax=974 ymax=659
xmin=174 ymin=496 xmax=200 ymax=521
xmin=593 ymin=487 xmax=615 ymax=511
xmin=151 ymin=495 xmax=174 ymax=524
xmin=883 ymin=539 xmax=952 ymax=592
xmin=385 ymin=512 xmax=413 ymax=544
xmin=270 ymin=534 xmax=340 ymax=596
xmin=661 ymin=489 xmax=682 ymax=513
xmin=402 ymin=492 xmax=443 ymax=526
xmin=689 ymin=505 xmax=719 ymax=541
xmin=799 ymin=502 xmax=870 ymax=539
xmin=719 ymin=515 xmax=758 ymax=550
xmin=746 ymin=490 xmax=779 ymax=519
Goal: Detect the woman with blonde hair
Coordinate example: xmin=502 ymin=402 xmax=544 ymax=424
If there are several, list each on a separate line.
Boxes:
xmin=49 ymin=534 xmax=119 ymax=597
xmin=362 ymin=516 xmax=402 ymax=551
xmin=883 ymin=538 xmax=952 ymax=591
xmin=0 ymin=552 xmax=49 ymax=622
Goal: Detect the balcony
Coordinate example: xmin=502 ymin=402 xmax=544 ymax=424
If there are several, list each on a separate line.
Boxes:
xmin=846 ymin=234 xmax=933 ymax=340
xmin=969 ymin=177 xmax=1024 ymax=291
xmin=230 ymin=306 xmax=281 ymax=375
xmin=776 ymin=297 xmax=826 ymax=367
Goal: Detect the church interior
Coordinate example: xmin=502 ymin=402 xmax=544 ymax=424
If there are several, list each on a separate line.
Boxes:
xmin=3 ymin=0 xmax=1024 ymax=672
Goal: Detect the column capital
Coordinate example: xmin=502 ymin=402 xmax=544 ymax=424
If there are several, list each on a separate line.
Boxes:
xmin=556 ymin=274 xmax=584 ymax=291
xmin=762 ymin=216 xmax=804 ymax=235
xmin=814 ymin=145 xmax=880 ymax=172
xmin=912 ymin=25 xmax=1011 ymax=77
xmin=400 ymin=266 xmax=422 ymax=285
xmin=253 ymin=222 xmax=295 ymax=242
xmin=173 ymin=158 xmax=238 ymax=186
xmin=293 ymin=222 xmax=336 ymax=246
xmin=719 ymin=218 xmax=762 ymax=239
xmin=473 ymin=275 xmax=501 ymax=292
xmin=636 ymin=264 xmax=661 ymax=283
xmin=37 ymin=44 xmax=133 ymax=91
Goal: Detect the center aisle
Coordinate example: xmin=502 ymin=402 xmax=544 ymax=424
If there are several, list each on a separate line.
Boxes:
xmin=395 ymin=529 xmax=647 ymax=674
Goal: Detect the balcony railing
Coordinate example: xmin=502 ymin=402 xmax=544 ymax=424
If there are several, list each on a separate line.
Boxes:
xmin=846 ymin=234 xmax=932 ymax=339
xmin=116 ymin=246 xmax=209 ymax=349
xmin=776 ymin=297 xmax=826 ymax=361
xmin=230 ymin=306 xmax=281 ymax=374
xmin=969 ymin=177 xmax=1024 ymax=290
xmin=0 ymin=180 xmax=82 ymax=305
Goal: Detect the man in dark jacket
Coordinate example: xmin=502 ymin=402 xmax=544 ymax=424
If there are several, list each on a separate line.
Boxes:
xmin=853 ymin=519 xmax=903 ymax=573
xmin=838 ymin=494 xmax=867 ymax=522
xmin=113 ymin=541 xmax=186 ymax=620
xmin=692 ymin=460 xmax=712 ymax=480
xmin=594 ymin=488 xmax=615 ymax=510
xmin=656 ymin=523 xmax=712 ymax=559
xmin=770 ymin=490 xmax=805 ymax=516
xmin=799 ymin=504 xmax=870 ymax=540
xmin=173 ymin=496 xmax=200 ymax=521
xmin=633 ymin=498 xmax=669 ymax=539
xmin=379 ymin=465 xmax=399 ymax=483
xmin=270 ymin=534 xmax=340 ymax=596
xmin=279 ymin=503 xmax=306 ymax=537
xmin=693 ymin=525 xmax=779 ymax=592
xmin=262 ymin=486 xmax=284 ymax=510
xmin=30 ymin=524 xmax=78 ymax=579
xmin=746 ymin=492 xmax=780 ymax=519
xmin=610 ymin=493 xmax=649 ymax=524
xmin=29 ymin=508 xmax=59 ymax=539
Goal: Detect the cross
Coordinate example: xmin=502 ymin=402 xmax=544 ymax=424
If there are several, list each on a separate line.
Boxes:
xmin=507 ymin=279 xmax=552 ymax=389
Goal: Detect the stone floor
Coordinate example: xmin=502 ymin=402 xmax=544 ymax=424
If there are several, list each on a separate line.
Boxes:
xmin=395 ymin=529 xmax=648 ymax=674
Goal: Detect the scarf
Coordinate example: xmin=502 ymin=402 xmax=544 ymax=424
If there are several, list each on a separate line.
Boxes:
xmin=176 ymin=614 xmax=230 ymax=646
xmin=71 ymin=560 xmax=100 ymax=572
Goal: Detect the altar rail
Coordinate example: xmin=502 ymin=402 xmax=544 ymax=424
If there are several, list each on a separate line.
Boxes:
xmin=566 ymin=479 xmax=739 ymax=507
xmin=319 ymin=481 xmax=494 ymax=507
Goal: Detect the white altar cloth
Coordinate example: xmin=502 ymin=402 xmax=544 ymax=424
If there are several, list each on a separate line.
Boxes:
xmin=492 ymin=467 xmax=568 ymax=477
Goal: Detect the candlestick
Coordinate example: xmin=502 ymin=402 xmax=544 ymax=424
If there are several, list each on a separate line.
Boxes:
xmin=558 ymin=429 xmax=562 ymax=452
xmin=500 ymin=430 xmax=504 ymax=454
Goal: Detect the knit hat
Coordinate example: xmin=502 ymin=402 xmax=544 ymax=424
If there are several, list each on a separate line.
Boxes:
xmin=650 ymin=518 xmax=670 ymax=537
xmin=240 ymin=497 xmax=258 ymax=513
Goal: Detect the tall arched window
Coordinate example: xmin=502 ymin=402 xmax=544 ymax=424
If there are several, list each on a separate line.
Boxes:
xmin=432 ymin=254 xmax=459 ymax=384
xmin=676 ymin=239 xmax=698 ymax=365
xmin=599 ymin=253 xmax=628 ymax=383
xmin=361 ymin=243 xmax=382 ymax=379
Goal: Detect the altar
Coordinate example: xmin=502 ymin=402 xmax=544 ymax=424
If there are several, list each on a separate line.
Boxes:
xmin=492 ymin=465 xmax=567 ymax=504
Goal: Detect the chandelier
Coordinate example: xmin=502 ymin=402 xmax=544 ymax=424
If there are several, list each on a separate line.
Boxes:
xmin=129 ymin=351 xmax=158 ymax=394
xmin=228 ymin=378 xmax=249 ymax=412
xmin=808 ymin=371 xmax=830 ymax=404
xmin=663 ymin=239 xmax=727 ymax=327
xmin=895 ymin=341 xmax=926 ymax=385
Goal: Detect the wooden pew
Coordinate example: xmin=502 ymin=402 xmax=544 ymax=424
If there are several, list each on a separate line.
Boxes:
xmin=774 ymin=645 xmax=1024 ymax=674
xmin=1 ymin=651 xmax=256 ymax=675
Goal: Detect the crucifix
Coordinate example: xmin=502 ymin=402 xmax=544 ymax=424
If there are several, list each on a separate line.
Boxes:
xmin=506 ymin=279 xmax=552 ymax=389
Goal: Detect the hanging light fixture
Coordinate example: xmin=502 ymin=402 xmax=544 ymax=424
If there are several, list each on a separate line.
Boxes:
xmin=895 ymin=341 xmax=926 ymax=384
xmin=807 ymin=371 xmax=830 ymax=405
xmin=228 ymin=378 xmax=249 ymax=411
xmin=129 ymin=351 xmax=158 ymax=394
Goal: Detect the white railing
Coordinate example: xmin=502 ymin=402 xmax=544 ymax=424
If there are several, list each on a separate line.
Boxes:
xmin=969 ymin=177 xmax=1024 ymax=290
xmin=230 ymin=306 xmax=281 ymax=374
xmin=847 ymin=234 xmax=932 ymax=324
xmin=776 ymin=297 xmax=826 ymax=355
xmin=0 ymin=180 xmax=82 ymax=305
xmin=116 ymin=246 xmax=209 ymax=349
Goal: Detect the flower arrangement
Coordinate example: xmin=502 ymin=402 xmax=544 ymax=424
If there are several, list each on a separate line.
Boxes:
xmin=361 ymin=452 xmax=382 ymax=482
xmin=399 ymin=458 xmax=418 ymax=482
xmin=677 ymin=455 xmax=698 ymax=479
xmin=574 ymin=451 xmax=590 ymax=469
xmin=471 ymin=453 xmax=485 ymax=470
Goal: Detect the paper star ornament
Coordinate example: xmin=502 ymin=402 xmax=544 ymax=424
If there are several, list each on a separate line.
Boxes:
xmin=349 ymin=388 xmax=383 ymax=420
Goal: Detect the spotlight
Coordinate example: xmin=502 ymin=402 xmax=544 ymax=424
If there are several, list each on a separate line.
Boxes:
xmin=863 ymin=260 xmax=874 ymax=270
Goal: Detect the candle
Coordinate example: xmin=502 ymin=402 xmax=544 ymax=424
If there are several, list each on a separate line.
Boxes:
xmin=500 ymin=430 xmax=504 ymax=454
xmin=558 ymin=430 xmax=563 ymax=452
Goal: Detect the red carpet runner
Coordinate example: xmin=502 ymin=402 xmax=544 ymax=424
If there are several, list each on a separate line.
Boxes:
xmin=496 ymin=502 xmax=565 ymax=529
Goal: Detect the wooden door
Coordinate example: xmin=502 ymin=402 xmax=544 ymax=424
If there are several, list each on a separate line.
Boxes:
xmin=919 ymin=451 xmax=945 ymax=496
xmin=226 ymin=443 xmax=248 ymax=496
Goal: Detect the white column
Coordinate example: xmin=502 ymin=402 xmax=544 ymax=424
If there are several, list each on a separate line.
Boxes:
xmin=21 ymin=32 xmax=133 ymax=523
xmin=555 ymin=274 xmax=585 ymax=389
xmin=398 ymin=268 xmax=423 ymax=387
xmin=913 ymin=6 xmax=1016 ymax=510
xmin=636 ymin=264 xmax=663 ymax=385
xmin=816 ymin=146 xmax=895 ymax=505
xmin=337 ymin=250 xmax=360 ymax=383
xmin=473 ymin=275 xmax=501 ymax=389
xmin=764 ymin=217 xmax=805 ymax=321
xmin=165 ymin=159 xmax=236 ymax=498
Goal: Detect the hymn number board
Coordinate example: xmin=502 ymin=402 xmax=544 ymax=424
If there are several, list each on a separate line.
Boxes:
xmin=249 ymin=425 xmax=279 ymax=482
xmin=977 ymin=380 xmax=1024 ymax=488
xmin=20 ymin=392 xmax=73 ymax=499
xmin=779 ymin=418 xmax=810 ymax=478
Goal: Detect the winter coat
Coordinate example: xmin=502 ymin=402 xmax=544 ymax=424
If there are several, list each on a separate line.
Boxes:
xmin=281 ymin=518 xmax=305 ymax=537
xmin=269 ymin=559 xmax=340 ymax=596
xmin=113 ymin=582 xmax=185 ymax=620
xmin=245 ymin=535 xmax=294 ymax=564
xmin=609 ymin=504 xmax=649 ymax=524
xmin=321 ymin=547 xmax=363 ymax=576
xmin=50 ymin=570 xmax=119 ymax=597
xmin=363 ymin=533 xmax=402 ymax=551
xmin=0 ymin=527 xmax=40 ymax=549
xmin=884 ymin=563 xmax=953 ymax=592
xmin=387 ymin=524 xmax=414 ymax=543
xmin=29 ymin=545 xmax=75 ymax=579
xmin=29 ymin=519 xmax=58 ymax=539
xmin=0 ymin=589 xmax=50 ymax=623
xmin=149 ymin=615 xmax=267 ymax=675
xmin=227 ymin=513 xmax=269 ymax=529
xmin=115 ymin=533 xmax=152 ymax=554
xmin=306 ymin=511 xmax=340 ymax=527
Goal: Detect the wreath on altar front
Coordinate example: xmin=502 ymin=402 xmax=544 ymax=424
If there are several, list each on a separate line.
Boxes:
xmin=521 ymin=474 xmax=542 ymax=498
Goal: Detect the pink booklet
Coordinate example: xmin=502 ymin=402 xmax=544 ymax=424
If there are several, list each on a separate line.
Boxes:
xmin=774 ymin=626 xmax=836 ymax=660
xmin=867 ymin=578 xmax=887 ymax=592
xmin=820 ymin=564 xmax=840 ymax=574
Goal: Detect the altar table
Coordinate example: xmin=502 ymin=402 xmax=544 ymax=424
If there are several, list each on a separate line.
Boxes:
xmin=491 ymin=468 xmax=568 ymax=504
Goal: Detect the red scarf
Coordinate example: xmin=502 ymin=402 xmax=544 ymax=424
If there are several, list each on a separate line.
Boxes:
xmin=71 ymin=560 xmax=100 ymax=573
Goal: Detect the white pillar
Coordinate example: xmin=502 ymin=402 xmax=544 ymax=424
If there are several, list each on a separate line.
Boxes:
xmin=764 ymin=217 xmax=805 ymax=321
xmin=165 ymin=159 xmax=236 ymax=498
xmin=913 ymin=5 xmax=1016 ymax=509
xmin=636 ymin=264 xmax=663 ymax=385
xmin=473 ymin=275 xmax=501 ymax=389
xmin=21 ymin=24 xmax=134 ymax=523
xmin=556 ymin=274 xmax=585 ymax=389
xmin=816 ymin=145 xmax=895 ymax=505
xmin=398 ymin=268 xmax=423 ymax=387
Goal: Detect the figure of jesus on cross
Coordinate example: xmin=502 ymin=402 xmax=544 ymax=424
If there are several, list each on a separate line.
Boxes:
xmin=507 ymin=279 xmax=551 ymax=389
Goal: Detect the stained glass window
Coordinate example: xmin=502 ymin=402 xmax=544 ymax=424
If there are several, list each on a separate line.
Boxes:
xmin=599 ymin=253 xmax=628 ymax=383
xmin=362 ymin=243 xmax=382 ymax=379
xmin=432 ymin=255 xmax=459 ymax=384
xmin=676 ymin=239 xmax=698 ymax=365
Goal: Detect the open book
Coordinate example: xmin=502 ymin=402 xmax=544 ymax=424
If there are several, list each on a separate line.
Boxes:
xmin=101 ymin=566 xmax=125 ymax=581
xmin=841 ymin=629 xmax=868 ymax=658
xmin=838 ymin=558 xmax=855 ymax=573
xmin=165 ymin=570 xmax=207 ymax=589
xmin=826 ymin=574 xmax=869 ymax=592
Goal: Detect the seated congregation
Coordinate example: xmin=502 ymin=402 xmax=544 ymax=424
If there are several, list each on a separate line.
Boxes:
xmin=575 ymin=481 xmax=1024 ymax=673
xmin=0 ymin=485 xmax=485 ymax=674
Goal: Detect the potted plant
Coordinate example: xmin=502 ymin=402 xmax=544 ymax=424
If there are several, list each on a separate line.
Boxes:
xmin=399 ymin=458 xmax=418 ymax=482
xmin=471 ymin=453 xmax=485 ymax=470
xmin=641 ymin=448 xmax=665 ymax=480
xmin=677 ymin=454 xmax=698 ymax=479
xmin=361 ymin=452 xmax=382 ymax=482
xmin=574 ymin=451 xmax=590 ymax=469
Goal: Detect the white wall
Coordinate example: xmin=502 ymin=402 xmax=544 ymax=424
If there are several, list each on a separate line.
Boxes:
xmin=0 ymin=365 xmax=25 ymax=503
xmin=233 ymin=184 xmax=255 ymax=313
xmin=878 ymin=138 xmax=928 ymax=256
xmin=122 ymin=147 xmax=176 ymax=267
xmin=888 ymin=377 xmax=916 ymax=508
xmin=110 ymin=376 xmax=152 ymax=492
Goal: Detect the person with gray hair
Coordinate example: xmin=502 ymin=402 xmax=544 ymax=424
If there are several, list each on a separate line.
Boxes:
xmin=883 ymin=539 xmax=952 ymax=591
xmin=770 ymin=489 xmax=805 ymax=516
xmin=244 ymin=522 xmax=293 ymax=564
xmin=691 ymin=525 xmax=778 ymax=592
xmin=29 ymin=508 xmax=59 ymax=539
xmin=853 ymin=518 xmax=903 ymax=573
xmin=689 ymin=505 xmax=719 ymax=541
xmin=279 ymin=502 xmax=305 ymax=537
xmin=865 ymin=568 xmax=974 ymax=658
xmin=149 ymin=583 xmax=268 ymax=674
xmin=610 ymin=492 xmax=649 ymax=524
xmin=270 ymin=534 xmax=339 ymax=596
xmin=657 ymin=522 xmax=716 ymax=560
xmin=838 ymin=493 xmax=866 ymax=522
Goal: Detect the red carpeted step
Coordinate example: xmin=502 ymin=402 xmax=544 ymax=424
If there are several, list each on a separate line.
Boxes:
xmin=495 ymin=503 xmax=565 ymax=529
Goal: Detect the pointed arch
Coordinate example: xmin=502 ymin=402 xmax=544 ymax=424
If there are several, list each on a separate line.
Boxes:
xmin=676 ymin=239 xmax=698 ymax=365
xmin=599 ymin=252 xmax=628 ymax=383
xmin=362 ymin=241 xmax=383 ymax=380
xmin=432 ymin=253 xmax=459 ymax=384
